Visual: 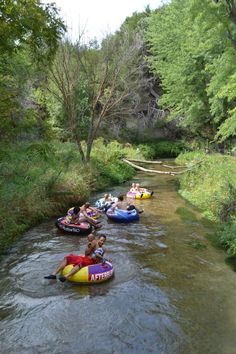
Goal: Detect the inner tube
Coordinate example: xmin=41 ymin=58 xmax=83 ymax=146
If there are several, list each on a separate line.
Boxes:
xmin=126 ymin=190 xmax=153 ymax=199
xmin=95 ymin=197 xmax=118 ymax=211
xmin=106 ymin=208 xmax=139 ymax=223
xmin=55 ymin=217 xmax=92 ymax=235
xmin=61 ymin=261 xmax=114 ymax=283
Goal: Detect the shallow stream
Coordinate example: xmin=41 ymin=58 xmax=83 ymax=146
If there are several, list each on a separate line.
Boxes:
xmin=0 ymin=169 xmax=236 ymax=353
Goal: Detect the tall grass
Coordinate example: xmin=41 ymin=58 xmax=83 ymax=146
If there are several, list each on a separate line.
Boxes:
xmin=176 ymin=151 xmax=236 ymax=257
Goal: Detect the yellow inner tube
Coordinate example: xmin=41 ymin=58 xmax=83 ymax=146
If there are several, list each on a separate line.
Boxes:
xmin=135 ymin=191 xmax=152 ymax=199
xmin=61 ymin=263 xmax=114 ymax=284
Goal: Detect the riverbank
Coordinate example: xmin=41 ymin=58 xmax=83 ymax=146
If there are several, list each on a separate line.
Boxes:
xmin=0 ymin=138 xmax=144 ymax=255
xmin=176 ymin=151 xmax=236 ymax=260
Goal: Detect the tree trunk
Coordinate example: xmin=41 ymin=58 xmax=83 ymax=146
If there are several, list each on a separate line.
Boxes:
xmin=68 ymin=103 xmax=86 ymax=162
xmin=122 ymin=158 xmax=187 ymax=175
xmin=75 ymin=137 xmax=85 ymax=162
xmin=85 ymin=141 xmax=92 ymax=162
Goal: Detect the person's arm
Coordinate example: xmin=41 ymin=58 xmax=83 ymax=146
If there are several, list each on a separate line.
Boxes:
xmin=111 ymin=203 xmax=116 ymax=211
xmin=99 ymin=251 xmax=112 ymax=263
xmin=95 ymin=253 xmax=104 ymax=261
xmin=65 ymin=215 xmax=71 ymax=223
xmin=90 ymin=206 xmax=102 ymax=215
xmin=94 ymin=251 xmax=111 ymax=263
xmin=85 ymin=240 xmax=97 ymax=256
xmin=81 ymin=209 xmax=88 ymax=217
xmin=71 ymin=213 xmax=80 ymax=224
xmin=84 ymin=242 xmax=92 ymax=256
xmin=82 ymin=211 xmax=98 ymax=226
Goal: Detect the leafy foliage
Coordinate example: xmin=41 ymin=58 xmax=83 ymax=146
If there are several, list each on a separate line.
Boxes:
xmin=0 ymin=0 xmax=65 ymax=60
xmin=137 ymin=140 xmax=186 ymax=158
xmin=0 ymin=0 xmax=65 ymax=142
xmin=146 ymin=0 xmax=236 ymax=143
xmin=90 ymin=138 xmax=144 ymax=187
xmin=218 ymin=219 xmax=236 ymax=256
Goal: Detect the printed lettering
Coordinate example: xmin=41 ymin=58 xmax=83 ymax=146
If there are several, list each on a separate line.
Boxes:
xmin=89 ymin=269 xmax=113 ymax=282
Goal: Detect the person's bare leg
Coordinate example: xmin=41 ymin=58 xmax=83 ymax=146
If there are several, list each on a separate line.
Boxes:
xmin=44 ymin=258 xmax=67 ymax=279
xmin=65 ymin=264 xmax=81 ymax=278
xmin=86 ymin=215 xmax=97 ymax=226
xmin=70 ymin=217 xmax=80 ymax=224
xmin=52 ymin=259 xmax=67 ymax=275
xmin=59 ymin=264 xmax=82 ymax=282
xmin=82 ymin=215 xmax=101 ymax=228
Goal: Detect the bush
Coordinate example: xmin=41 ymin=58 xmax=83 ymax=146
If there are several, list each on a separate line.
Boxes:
xmin=136 ymin=144 xmax=156 ymax=159
xmin=139 ymin=140 xmax=186 ymax=159
xmin=90 ymin=139 xmax=138 ymax=188
xmin=218 ymin=219 xmax=236 ymax=257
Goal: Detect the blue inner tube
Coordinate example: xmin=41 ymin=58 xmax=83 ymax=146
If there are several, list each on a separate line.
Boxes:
xmin=55 ymin=217 xmax=92 ymax=235
xmin=106 ymin=208 xmax=139 ymax=223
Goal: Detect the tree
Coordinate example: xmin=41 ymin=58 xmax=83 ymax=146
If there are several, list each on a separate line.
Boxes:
xmin=0 ymin=0 xmax=65 ymax=141
xmin=47 ymin=28 xmax=146 ymax=162
xmin=146 ymin=0 xmax=236 ymax=144
xmin=0 ymin=0 xmax=65 ymax=60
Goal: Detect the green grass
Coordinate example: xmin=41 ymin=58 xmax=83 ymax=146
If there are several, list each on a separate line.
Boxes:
xmin=176 ymin=151 xmax=236 ymax=258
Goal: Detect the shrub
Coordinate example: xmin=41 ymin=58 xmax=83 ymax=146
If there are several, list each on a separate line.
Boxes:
xmin=139 ymin=140 xmax=186 ymax=159
xmin=218 ymin=219 xmax=236 ymax=257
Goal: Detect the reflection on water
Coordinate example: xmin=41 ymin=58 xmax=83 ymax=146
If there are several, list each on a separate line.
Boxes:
xmin=1 ymin=170 xmax=236 ymax=353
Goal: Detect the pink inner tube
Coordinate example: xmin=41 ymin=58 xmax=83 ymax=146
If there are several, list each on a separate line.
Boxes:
xmin=60 ymin=218 xmax=91 ymax=230
xmin=56 ymin=217 xmax=92 ymax=235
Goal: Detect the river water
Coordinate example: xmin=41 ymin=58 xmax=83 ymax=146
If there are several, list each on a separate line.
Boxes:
xmin=0 ymin=169 xmax=236 ymax=354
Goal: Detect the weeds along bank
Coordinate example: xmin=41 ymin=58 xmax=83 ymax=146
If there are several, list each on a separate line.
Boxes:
xmin=176 ymin=151 xmax=236 ymax=259
xmin=0 ymin=139 xmax=147 ymax=255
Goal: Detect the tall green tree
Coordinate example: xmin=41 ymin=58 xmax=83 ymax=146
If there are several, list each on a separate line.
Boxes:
xmin=146 ymin=0 xmax=236 ymax=143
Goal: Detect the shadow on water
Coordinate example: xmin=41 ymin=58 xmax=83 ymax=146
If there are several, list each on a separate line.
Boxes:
xmin=1 ymin=168 xmax=236 ymax=353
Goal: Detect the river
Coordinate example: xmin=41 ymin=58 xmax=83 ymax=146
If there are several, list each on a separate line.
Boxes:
xmin=0 ymin=170 xmax=236 ymax=354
